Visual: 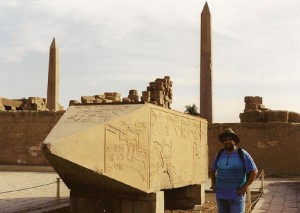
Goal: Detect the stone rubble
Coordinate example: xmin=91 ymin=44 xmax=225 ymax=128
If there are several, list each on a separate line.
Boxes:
xmin=142 ymin=76 xmax=173 ymax=109
xmin=240 ymin=96 xmax=300 ymax=123
xmin=72 ymin=76 xmax=173 ymax=109
xmin=0 ymin=96 xmax=59 ymax=111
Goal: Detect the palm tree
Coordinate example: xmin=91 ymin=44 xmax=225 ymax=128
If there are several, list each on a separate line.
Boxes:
xmin=185 ymin=104 xmax=199 ymax=116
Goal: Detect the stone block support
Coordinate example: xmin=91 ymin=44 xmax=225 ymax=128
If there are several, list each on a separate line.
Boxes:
xmin=70 ymin=190 xmax=164 ymax=213
xmin=164 ymin=184 xmax=205 ymax=210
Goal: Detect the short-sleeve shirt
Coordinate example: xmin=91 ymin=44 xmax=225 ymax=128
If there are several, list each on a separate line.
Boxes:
xmin=211 ymin=148 xmax=257 ymax=199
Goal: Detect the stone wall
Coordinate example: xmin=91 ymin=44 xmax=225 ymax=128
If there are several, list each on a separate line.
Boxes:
xmin=208 ymin=123 xmax=300 ymax=176
xmin=1 ymin=107 xmax=299 ymax=176
xmin=0 ymin=111 xmax=64 ymax=166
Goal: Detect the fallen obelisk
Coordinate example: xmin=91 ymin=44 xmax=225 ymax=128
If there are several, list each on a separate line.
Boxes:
xmin=43 ymin=103 xmax=208 ymax=213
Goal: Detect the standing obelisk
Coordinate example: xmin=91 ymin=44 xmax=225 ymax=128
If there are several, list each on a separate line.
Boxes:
xmin=46 ymin=38 xmax=60 ymax=111
xmin=200 ymin=2 xmax=213 ymax=123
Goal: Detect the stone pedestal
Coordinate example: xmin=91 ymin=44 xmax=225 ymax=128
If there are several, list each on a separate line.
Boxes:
xmin=70 ymin=190 xmax=164 ymax=213
xmin=164 ymin=184 xmax=205 ymax=210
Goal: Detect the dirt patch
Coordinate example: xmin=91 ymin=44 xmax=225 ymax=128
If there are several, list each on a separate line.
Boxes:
xmin=165 ymin=191 xmax=262 ymax=213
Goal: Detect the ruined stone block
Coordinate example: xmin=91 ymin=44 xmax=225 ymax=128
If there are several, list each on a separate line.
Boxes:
xmin=152 ymin=90 xmax=164 ymax=96
xmin=128 ymin=95 xmax=139 ymax=102
xmin=43 ymin=104 xmax=208 ymax=194
xmin=141 ymin=96 xmax=151 ymax=102
xmin=239 ymin=110 xmax=265 ymax=122
xmin=122 ymin=97 xmax=131 ymax=103
xmin=129 ymin=90 xmax=138 ymax=96
xmin=105 ymin=96 xmax=121 ymax=102
xmin=155 ymin=78 xmax=167 ymax=84
xmin=2 ymin=98 xmax=24 ymax=108
xmin=154 ymin=81 xmax=164 ymax=87
xmin=244 ymin=96 xmax=262 ymax=104
xmin=267 ymin=110 xmax=288 ymax=122
xmin=288 ymin=111 xmax=300 ymax=123
xmin=81 ymin=96 xmax=96 ymax=104
xmin=104 ymin=92 xmax=121 ymax=98
xmin=104 ymin=92 xmax=113 ymax=97
xmin=245 ymin=103 xmax=258 ymax=110
xmin=94 ymin=98 xmax=103 ymax=103
xmin=112 ymin=92 xmax=121 ymax=98
xmin=69 ymin=100 xmax=80 ymax=106
xmin=102 ymin=99 xmax=113 ymax=103
xmin=95 ymin=94 xmax=106 ymax=99
xmin=142 ymin=91 xmax=150 ymax=96
xmin=23 ymin=97 xmax=46 ymax=111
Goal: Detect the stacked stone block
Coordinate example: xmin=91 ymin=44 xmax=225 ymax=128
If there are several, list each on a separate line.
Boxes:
xmin=23 ymin=97 xmax=47 ymax=111
xmin=243 ymin=96 xmax=265 ymax=112
xmin=75 ymin=76 xmax=173 ymax=109
xmin=80 ymin=92 xmax=122 ymax=105
xmin=142 ymin=76 xmax=173 ymax=109
xmin=240 ymin=96 xmax=300 ymax=123
xmin=126 ymin=90 xmax=139 ymax=102
xmin=0 ymin=97 xmax=50 ymax=111
xmin=267 ymin=110 xmax=289 ymax=122
xmin=288 ymin=111 xmax=300 ymax=123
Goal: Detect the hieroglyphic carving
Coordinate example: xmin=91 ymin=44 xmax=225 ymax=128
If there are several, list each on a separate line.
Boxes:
xmin=105 ymin=121 xmax=149 ymax=186
xmin=254 ymin=140 xmax=279 ymax=149
xmin=150 ymin=108 xmax=202 ymax=189
xmin=64 ymin=105 xmax=140 ymax=123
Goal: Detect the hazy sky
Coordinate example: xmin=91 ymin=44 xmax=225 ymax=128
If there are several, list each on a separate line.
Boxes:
xmin=1 ymin=0 xmax=300 ymax=123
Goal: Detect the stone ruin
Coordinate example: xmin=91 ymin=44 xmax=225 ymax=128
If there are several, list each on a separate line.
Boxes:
xmin=0 ymin=96 xmax=64 ymax=111
xmin=239 ymin=96 xmax=300 ymax=122
xmin=0 ymin=97 xmax=47 ymax=111
xmin=143 ymin=76 xmax=173 ymax=108
xmin=70 ymin=76 xmax=173 ymax=109
xmin=43 ymin=103 xmax=208 ymax=212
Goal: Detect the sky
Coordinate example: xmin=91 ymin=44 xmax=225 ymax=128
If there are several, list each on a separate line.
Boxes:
xmin=0 ymin=0 xmax=300 ymax=123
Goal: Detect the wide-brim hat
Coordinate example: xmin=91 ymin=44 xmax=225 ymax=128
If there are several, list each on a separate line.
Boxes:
xmin=218 ymin=128 xmax=240 ymax=144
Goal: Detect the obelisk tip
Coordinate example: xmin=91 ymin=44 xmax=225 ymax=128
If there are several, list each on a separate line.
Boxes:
xmin=50 ymin=37 xmax=56 ymax=48
xmin=202 ymin=2 xmax=210 ymax=14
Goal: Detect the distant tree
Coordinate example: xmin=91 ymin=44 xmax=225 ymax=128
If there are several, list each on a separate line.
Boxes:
xmin=185 ymin=104 xmax=200 ymax=116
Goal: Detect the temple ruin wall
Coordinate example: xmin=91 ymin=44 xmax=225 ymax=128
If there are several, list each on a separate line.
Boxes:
xmin=0 ymin=111 xmax=64 ymax=166
xmin=208 ymin=123 xmax=300 ymax=176
xmin=0 ymin=111 xmax=299 ymax=176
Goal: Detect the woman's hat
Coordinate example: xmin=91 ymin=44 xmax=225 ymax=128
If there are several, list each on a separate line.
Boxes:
xmin=218 ymin=128 xmax=240 ymax=144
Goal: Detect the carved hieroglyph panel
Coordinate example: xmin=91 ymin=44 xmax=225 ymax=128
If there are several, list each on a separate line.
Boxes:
xmin=46 ymin=104 xmax=145 ymax=144
xmin=44 ymin=104 xmax=148 ymax=182
xmin=105 ymin=116 xmax=149 ymax=191
xmin=63 ymin=105 xmax=142 ymax=123
xmin=150 ymin=108 xmax=204 ymax=190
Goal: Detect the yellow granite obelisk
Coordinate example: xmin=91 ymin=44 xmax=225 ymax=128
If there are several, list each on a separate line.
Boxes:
xmin=200 ymin=2 xmax=213 ymax=123
xmin=46 ymin=38 xmax=60 ymax=111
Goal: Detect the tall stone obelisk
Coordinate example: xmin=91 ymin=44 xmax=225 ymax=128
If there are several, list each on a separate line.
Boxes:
xmin=46 ymin=38 xmax=60 ymax=111
xmin=200 ymin=2 xmax=213 ymax=123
